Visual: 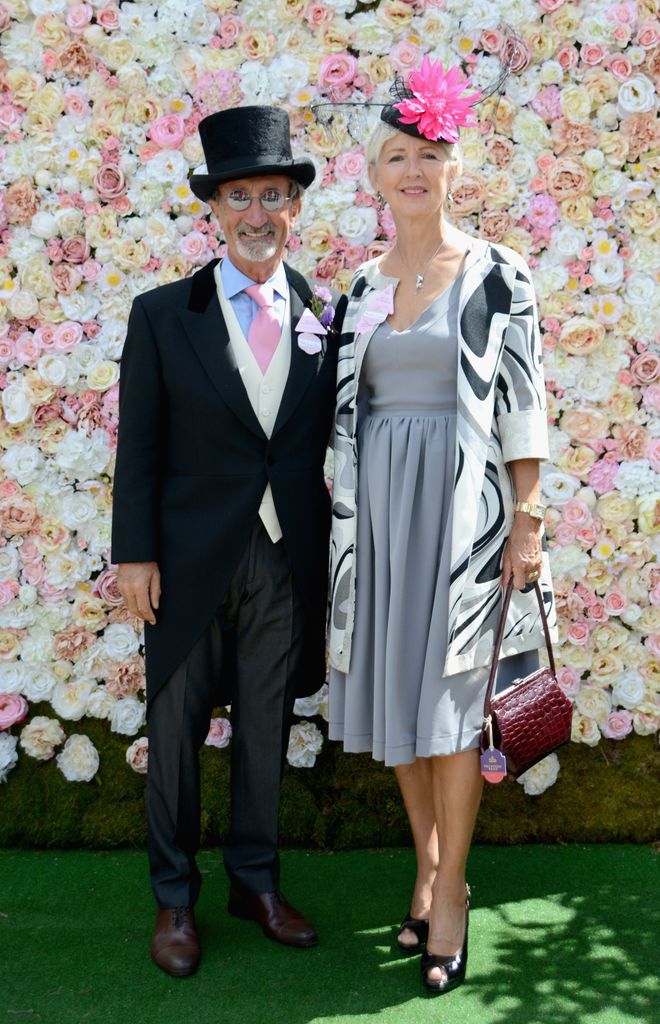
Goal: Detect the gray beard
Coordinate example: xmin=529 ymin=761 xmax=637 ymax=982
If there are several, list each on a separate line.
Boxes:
xmin=236 ymin=234 xmax=278 ymax=262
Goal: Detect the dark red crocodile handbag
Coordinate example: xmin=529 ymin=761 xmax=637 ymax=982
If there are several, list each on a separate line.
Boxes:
xmin=479 ymin=579 xmax=573 ymax=782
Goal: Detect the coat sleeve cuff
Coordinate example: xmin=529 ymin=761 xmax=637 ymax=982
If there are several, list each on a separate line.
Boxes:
xmin=497 ymin=409 xmax=550 ymax=462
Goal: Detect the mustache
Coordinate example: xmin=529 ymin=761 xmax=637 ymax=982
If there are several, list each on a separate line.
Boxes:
xmin=238 ymin=226 xmax=276 ymax=239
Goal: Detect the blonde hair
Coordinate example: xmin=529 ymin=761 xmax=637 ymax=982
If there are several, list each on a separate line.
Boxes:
xmin=366 ymin=121 xmax=463 ymax=177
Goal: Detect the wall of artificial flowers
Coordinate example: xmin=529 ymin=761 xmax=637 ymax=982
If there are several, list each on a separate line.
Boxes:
xmin=0 ymin=0 xmax=658 ymax=802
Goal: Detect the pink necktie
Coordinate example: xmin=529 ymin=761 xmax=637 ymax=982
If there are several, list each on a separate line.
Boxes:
xmin=244 ymin=284 xmax=281 ymax=374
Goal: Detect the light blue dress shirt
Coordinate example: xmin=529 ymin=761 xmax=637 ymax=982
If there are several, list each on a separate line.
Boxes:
xmin=220 ymin=255 xmax=288 ymax=337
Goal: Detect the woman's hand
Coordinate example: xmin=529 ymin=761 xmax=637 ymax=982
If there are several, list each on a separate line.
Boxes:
xmin=502 ymin=514 xmax=543 ymax=590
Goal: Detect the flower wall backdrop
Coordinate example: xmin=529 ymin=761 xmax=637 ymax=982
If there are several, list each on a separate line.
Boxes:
xmin=0 ymin=0 xmax=658 ymax=799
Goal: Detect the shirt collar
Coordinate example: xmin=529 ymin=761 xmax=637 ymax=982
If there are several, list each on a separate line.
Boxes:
xmin=220 ymin=254 xmax=288 ymax=301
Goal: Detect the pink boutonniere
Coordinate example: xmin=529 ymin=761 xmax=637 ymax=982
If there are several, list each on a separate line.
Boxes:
xmin=355 ymin=283 xmax=394 ymax=336
xmin=295 ymin=286 xmax=335 ymax=355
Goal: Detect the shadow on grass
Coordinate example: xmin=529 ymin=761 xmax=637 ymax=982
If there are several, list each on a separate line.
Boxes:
xmin=2 ymin=846 xmax=657 ymax=1024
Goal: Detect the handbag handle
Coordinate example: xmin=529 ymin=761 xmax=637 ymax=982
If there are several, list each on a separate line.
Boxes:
xmin=483 ymin=580 xmax=556 ymax=719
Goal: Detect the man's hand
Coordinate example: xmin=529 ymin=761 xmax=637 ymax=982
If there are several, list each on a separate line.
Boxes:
xmin=117 ymin=562 xmax=161 ymax=625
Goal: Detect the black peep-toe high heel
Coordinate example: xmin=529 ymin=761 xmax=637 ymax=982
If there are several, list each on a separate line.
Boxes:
xmin=420 ymin=887 xmax=470 ymax=994
xmin=396 ymin=914 xmax=429 ymax=955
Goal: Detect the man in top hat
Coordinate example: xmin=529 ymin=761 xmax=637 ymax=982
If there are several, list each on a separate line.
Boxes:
xmin=112 ymin=106 xmax=345 ymax=977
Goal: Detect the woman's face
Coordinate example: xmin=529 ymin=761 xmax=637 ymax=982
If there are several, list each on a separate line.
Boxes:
xmin=369 ymin=132 xmax=455 ymax=223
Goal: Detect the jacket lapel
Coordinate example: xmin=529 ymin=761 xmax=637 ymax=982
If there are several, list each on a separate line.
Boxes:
xmin=177 ymin=259 xmax=266 ymax=439
xmin=271 ymin=265 xmax=320 ymax=435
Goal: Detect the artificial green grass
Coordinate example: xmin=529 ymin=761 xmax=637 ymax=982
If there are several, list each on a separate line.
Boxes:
xmin=1 ymin=846 xmax=657 ymax=1024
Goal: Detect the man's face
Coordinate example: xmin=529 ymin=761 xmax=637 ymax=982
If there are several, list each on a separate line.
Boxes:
xmin=209 ymin=174 xmax=301 ymax=273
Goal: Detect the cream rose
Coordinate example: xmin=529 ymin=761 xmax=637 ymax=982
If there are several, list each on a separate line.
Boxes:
xmin=126 ymin=736 xmax=149 ymax=774
xmin=19 ymin=715 xmax=65 ymax=760
xmin=286 ymin=721 xmax=323 ymax=768
xmin=56 ymin=734 xmax=100 ymax=782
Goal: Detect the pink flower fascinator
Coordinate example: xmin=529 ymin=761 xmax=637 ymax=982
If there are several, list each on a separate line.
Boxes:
xmin=383 ymin=56 xmax=482 ymax=144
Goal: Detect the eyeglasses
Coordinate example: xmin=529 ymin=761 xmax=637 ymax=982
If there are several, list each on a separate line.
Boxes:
xmin=220 ymin=188 xmax=296 ymax=212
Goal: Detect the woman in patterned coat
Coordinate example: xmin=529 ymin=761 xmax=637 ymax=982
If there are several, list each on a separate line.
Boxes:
xmin=327 ymin=62 xmax=556 ymax=994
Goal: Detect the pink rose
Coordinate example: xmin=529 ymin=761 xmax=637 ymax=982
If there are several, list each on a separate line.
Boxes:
xmin=66 ymin=3 xmax=93 ymax=34
xmin=0 ymin=693 xmax=28 ymax=730
xmin=610 ymin=2 xmax=636 ymax=25
xmin=94 ymin=164 xmax=126 ymax=202
xmin=636 ymin=19 xmax=659 ymax=49
xmin=390 ymin=39 xmax=420 ymax=73
xmin=556 ymin=43 xmax=579 ymax=72
xmin=53 ymin=321 xmax=83 ymax=352
xmin=576 ymin=524 xmax=598 ymax=548
xmin=179 ymin=231 xmax=209 ymax=265
xmin=335 ymin=151 xmax=366 ymax=182
xmin=607 ymin=54 xmax=633 ymax=81
xmin=94 ymin=568 xmax=123 ymax=606
xmin=205 ymin=716 xmax=232 ymax=749
xmin=601 ymin=710 xmax=633 ymax=739
xmin=531 ymin=86 xmax=562 ymax=124
xmin=126 ymin=736 xmax=149 ymax=774
xmin=0 ymin=4 xmax=11 ymax=32
xmin=588 ymin=457 xmax=620 ymax=495
xmin=318 ymin=54 xmax=358 ymax=90
xmin=647 ymin=635 xmax=660 ymax=658
xmin=62 ymin=88 xmax=88 ymax=119
xmin=562 ymin=499 xmax=591 ymax=527
xmin=14 ymin=332 xmax=41 ymax=365
xmin=0 ymin=104 xmax=22 ymax=131
xmin=553 ymin=523 xmax=577 ymax=546
xmin=51 ymin=263 xmax=82 ymax=295
xmin=603 ymin=589 xmax=627 ymax=616
xmin=581 ymin=44 xmax=607 ymax=66
xmin=0 ymin=580 xmax=18 ymax=607
xmin=630 ymin=351 xmax=659 ymax=384
xmin=567 ymin=620 xmax=590 ymax=646
xmin=646 ymin=437 xmax=660 ymax=473
xmin=97 ymin=5 xmax=121 ymax=32
xmin=556 ymin=665 xmax=581 ymax=697
xmin=527 ymin=193 xmax=560 ymax=230
xmin=61 ymin=237 xmax=91 ymax=264
xmin=538 ymin=0 xmax=567 ymax=11
xmin=218 ymin=14 xmax=244 ymax=47
xmin=306 ymin=4 xmax=332 ymax=27
xmin=502 ymin=35 xmax=531 ymax=74
xmin=642 ymin=383 xmax=660 ymax=411
xmin=149 ymin=114 xmax=186 ymax=150
xmin=479 ymin=29 xmax=505 ymax=53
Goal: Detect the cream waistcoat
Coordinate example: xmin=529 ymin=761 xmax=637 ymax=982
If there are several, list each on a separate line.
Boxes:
xmin=214 ymin=265 xmax=291 ymax=543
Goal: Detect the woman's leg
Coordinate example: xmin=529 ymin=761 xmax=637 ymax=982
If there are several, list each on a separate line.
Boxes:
xmin=426 ymin=748 xmax=483 ymax=982
xmin=394 ymin=758 xmax=439 ymax=946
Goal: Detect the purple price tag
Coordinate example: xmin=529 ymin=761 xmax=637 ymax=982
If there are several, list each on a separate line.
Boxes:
xmin=480 ymin=748 xmax=507 ymax=784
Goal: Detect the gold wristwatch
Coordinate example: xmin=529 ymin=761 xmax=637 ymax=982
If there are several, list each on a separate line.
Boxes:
xmin=513 ymin=501 xmax=546 ymax=520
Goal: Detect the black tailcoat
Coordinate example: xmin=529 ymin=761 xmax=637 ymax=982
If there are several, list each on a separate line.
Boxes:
xmin=111 ymin=259 xmax=345 ymax=710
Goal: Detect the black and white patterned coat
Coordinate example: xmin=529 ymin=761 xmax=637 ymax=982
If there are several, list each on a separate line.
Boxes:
xmin=328 ymin=238 xmax=556 ymax=677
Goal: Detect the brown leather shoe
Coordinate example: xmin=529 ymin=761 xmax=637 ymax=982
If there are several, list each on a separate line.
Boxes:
xmin=151 ymin=906 xmax=200 ymax=977
xmin=228 ymin=884 xmax=318 ymax=948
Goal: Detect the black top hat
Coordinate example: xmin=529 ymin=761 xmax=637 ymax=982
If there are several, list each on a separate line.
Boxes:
xmin=189 ymin=106 xmax=316 ymax=202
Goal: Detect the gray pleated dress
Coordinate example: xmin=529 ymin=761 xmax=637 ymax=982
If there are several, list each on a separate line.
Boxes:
xmin=328 ymin=278 xmax=537 ymax=766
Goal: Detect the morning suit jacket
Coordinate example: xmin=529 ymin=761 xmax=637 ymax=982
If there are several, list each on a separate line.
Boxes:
xmin=111 ymin=258 xmax=346 ymax=710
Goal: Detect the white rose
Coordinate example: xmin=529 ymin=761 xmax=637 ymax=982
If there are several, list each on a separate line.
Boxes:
xmin=549 ymin=542 xmax=590 ymax=580
xmin=539 ymin=60 xmax=563 ymax=86
xmin=590 ymin=257 xmax=624 ymax=288
xmin=571 ymin=712 xmax=601 ymax=746
xmin=58 ymin=289 xmax=101 ymax=323
xmin=239 ymin=62 xmax=271 ymax=105
xmin=8 ymin=290 xmax=39 ymax=321
xmin=22 ymin=668 xmax=57 ymax=703
xmin=267 ymin=56 xmax=309 ymax=100
xmin=2 ymin=383 xmax=32 ymax=425
xmin=19 ymin=627 xmax=54 ymax=665
xmin=616 ymin=461 xmax=656 ymax=498
xmin=286 ymin=721 xmax=323 ymax=768
xmin=508 ymin=151 xmax=537 ymax=184
xmin=86 ymin=685 xmax=116 ymax=720
xmin=611 ymin=671 xmax=647 ymax=709
xmin=50 ymin=679 xmax=95 ymax=721
xmin=86 ymin=360 xmax=120 ymax=392
xmin=56 ymin=734 xmax=100 ymax=782
xmin=19 ymin=715 xmax=65 ymax=760
xmin=575 ymin=686 xmax=611 ymax=724
xmin=583 ymin=149 xmax=605 ymax=172
xmin=0 ymin=733 xmax=19 ymax=783
xmin=110 ymin=696 xmax=146 ymax=736
xmin=617 ymin=75 xmax=656 ymax=116
xmin=0 ymin=547 xmax=20 ymax=582
xmin=0 ymin=662 xmax=30 ymax=695
xmin=54 ymin=207 xmax=84 ymax=239
xmin=541 ymin=469 xmax=580 ymax=506
xmin=574 ymin=368 xmax=615 ymax=404
xmin=337 ymin=206 xmax=378 ymax=246
xmin=532 ymin=264 xmax=569 ymax=300
xmin=1 ymin=444 xmax=44 ymax=486
xmin=102 ymin=623 xmax=140 ymax=661
xmin=350 ymin=14 xmax=392 ymax=54
xmin=29 ymin=0 xmax=67 ymax=14
xmin=516 ymin=753 xmax=560 ymax=796
xmin=37 ymin=353 xmax=69 ymax=387
xmin=30 ymin=211 xmax=58 ymax=239
xmin=592 ymin=169 xmax=624 ymax=198
xmin=507 ymin=68 xmax=542 ymax=108
xmin=146 ymin=149 xmax=190 ymax=188
xmin=293 ymin=683 xmax=329 ymax=719
xmin=625 ymin=274 xmax=656 ymax=306
xmin=57 ymin=491 xmax=97 ymax=531
xmin=54 ymin=428 xmax=112 ymax=479
xmin=549 ymin=224 xmax=586 ymax=261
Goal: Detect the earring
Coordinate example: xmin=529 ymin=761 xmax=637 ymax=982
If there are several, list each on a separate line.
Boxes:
xmin=447 ymin=189 xmax=454 ymax=205
xmin=377 ymin=191 xmax=384 ymax=207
